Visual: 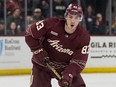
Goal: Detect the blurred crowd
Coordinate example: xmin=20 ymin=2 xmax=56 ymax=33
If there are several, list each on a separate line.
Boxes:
xmin=0 ymin=0 xmax=116 ymax=36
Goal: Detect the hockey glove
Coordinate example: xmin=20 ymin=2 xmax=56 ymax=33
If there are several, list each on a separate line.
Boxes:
xmin=42 ymin=57 xmax=50 ymax=66
xmin=58 ymin=73 xmax=73 ymax=87
xmin=33 ymin=53 xmax=49 ymax=66
xmin=32 ymin=48 xmax=49 ymax=66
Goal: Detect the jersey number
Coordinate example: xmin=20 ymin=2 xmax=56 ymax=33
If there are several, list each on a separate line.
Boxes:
xmin=81 ymin=46 xmax=89 ymax=54
xmin=36 ymin=20 xmax=44 ymax=31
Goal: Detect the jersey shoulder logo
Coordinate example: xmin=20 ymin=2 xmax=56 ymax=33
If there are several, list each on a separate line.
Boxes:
xmin=50 ymin=31 xmax=58 ymax=36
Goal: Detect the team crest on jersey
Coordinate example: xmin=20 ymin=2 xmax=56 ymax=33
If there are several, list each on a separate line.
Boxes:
xmin=50 ymin=31 xmax=58 ymax=36
xmin=47 ymin=39 xmax=74 ymax=55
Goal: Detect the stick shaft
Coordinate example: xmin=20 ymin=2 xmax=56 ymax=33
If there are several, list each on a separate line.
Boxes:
xmin=46 ymin=63 xmax=61 ymax=79
xmin=46 ymin=63 xmax=68 ymax=87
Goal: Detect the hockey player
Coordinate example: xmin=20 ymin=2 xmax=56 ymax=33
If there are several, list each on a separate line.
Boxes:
xmin=25 ymin=3 xmax=90 ymax=87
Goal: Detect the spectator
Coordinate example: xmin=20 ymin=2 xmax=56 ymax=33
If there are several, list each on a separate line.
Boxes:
xmin=112 ymin=16 xmax=116 ymax=34
xmin=84 ymin=5 xmax=95 ymax=34
xmin=7 ymin=0 xmax=24 ymax=15
xmin=7 ymin=0 xmax=24 ymax=10
xmin=15 ymin=0 xmax=24 ymax=8
xmin=53 ymin=0 xmax=66 ymax=18
xmin=38 ymin=0 xmax=49 ymax=18
xmin=26 ymin=8 xmax=44 ymax=26
xmin=7 ymin=0 xmax=15 ymax=15
xmin=26 ymin=15 xmax=33 ymax=26
xmin=0 ymin=20 xmax=4 ymax=36
xmin=7 ymin=7 xmax=24 ymax=35
xmin=32 ymin=8 xmax=44 ymax=23
xmin=27 ymin=0 xmax=40 ymax=15
xmin=7 ymin=22 xmax=20 ymax=36
xmin=92 ymin=13 xmax=106 ymax=35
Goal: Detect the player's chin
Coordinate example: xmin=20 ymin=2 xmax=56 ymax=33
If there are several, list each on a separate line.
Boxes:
xmin=70 ymin=26 xmax=76 ymax=30
xmin=69 ymin=30 xmax=75 ymax=34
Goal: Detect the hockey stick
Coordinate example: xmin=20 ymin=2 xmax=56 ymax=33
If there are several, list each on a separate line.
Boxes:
xmin=46 ymin=63 xmax=61 ymax=79
xmin=46 ymin=63 xmax=68 ymax=87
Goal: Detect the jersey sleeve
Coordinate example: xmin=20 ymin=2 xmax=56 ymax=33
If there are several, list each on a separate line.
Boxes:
xmin=29 ymin=19 xmax=49 ymax=39
xmin=25 ymin=18 xmax=59 ymax=65
xmin=63 ymin=30 xmax=90 ymax=77
xmin=25 ymin=19 xmax=58 ymax=64
xmin=25 ymin=18 xmax=57 ymax=51
xmin=25 ymin=19 xmax=48 ymax=51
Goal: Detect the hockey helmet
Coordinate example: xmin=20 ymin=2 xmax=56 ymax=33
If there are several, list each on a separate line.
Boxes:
xmin=64 ymin=3 xmax=83 ymax=21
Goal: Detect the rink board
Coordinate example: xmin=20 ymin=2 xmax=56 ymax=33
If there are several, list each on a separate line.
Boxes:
xmin=0 ymin=36 xmax=116 ymax=75
xmin=0 ymin=67 xmax=116 ymax=75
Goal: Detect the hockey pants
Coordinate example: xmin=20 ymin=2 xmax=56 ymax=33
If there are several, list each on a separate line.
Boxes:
xmin=30 ymin=64 xmax=86 ymax=87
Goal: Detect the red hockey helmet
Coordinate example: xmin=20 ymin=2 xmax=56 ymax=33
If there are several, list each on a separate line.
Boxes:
xmin=64 ymin=3 xmax=83 ymax=21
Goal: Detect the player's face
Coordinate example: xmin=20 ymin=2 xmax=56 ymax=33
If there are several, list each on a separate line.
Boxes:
xmin=65 ymin=13 xmax=81 ymax=34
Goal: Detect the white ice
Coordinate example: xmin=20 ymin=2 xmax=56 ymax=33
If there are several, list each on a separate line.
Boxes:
xmin=0 ymin=73 xmax=116 ymax=87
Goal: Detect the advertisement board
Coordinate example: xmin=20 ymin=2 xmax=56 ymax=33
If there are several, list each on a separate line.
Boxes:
xmin=0 ymin=37 xmax=32 ymax=70
xmin=0 ymin=36 xmax=116 ymax=74
xmin=87 ymin=36 xmax=116 ymax=67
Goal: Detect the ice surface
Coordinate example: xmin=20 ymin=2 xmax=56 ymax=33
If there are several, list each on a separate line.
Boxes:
xmin=0 ymin=73 xmax=116 ymax=87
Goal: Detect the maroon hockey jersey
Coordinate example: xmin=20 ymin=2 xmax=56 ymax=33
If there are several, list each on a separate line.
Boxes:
xmin=25 ymin=18 xmax=90 ymax=77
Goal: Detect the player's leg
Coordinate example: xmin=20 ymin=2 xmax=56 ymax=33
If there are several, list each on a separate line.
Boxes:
xmin=30 ymin=64 xmax=52 ymax=87
xmin=71 ymin=74 xmax=86 ymax=87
